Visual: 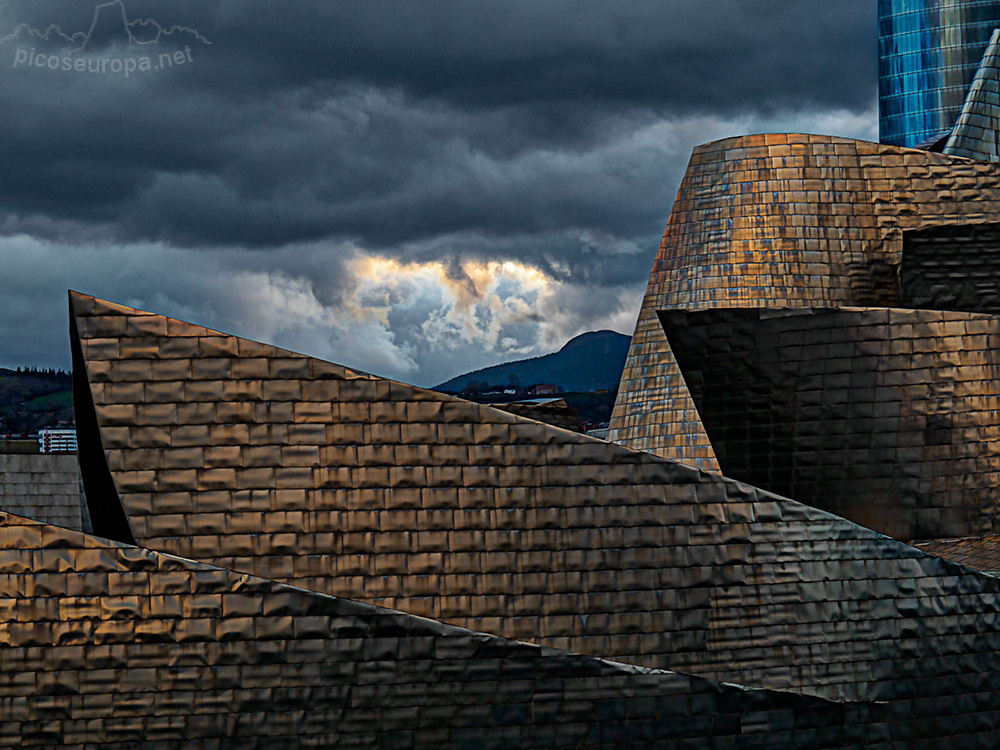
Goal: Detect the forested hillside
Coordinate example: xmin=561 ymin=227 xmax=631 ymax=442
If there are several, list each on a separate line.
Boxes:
xmin=0 ymin=368 xmax=73 ymax=435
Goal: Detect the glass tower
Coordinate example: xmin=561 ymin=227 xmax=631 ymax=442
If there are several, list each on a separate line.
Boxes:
xmin=879 ymin=0 xmax=1000 ymax=147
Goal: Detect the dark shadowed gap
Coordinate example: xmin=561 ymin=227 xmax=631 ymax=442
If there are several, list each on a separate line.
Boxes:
xmin=901 ymin=222 xmax=1000 ymax=313
xmin=70 ymin=295 xmax=135 ymax=545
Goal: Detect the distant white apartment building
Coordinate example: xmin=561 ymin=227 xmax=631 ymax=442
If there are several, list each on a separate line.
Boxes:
xmin=38 ymin=428 xmax=77 ymax=454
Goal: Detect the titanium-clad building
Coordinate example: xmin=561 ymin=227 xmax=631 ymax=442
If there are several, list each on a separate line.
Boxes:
xmin=10 ymin=4 xmax=1000 ymax=745
xmin=879 ymin=0 xmax=1000 ymax=146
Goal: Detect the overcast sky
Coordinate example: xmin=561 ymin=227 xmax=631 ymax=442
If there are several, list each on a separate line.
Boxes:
xmin=0 ymin=0 xmax=877 ymax=386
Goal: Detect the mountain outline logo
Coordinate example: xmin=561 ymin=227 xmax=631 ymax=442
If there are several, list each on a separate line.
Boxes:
xmin=0 ymin=0 xmax=211 ymax=52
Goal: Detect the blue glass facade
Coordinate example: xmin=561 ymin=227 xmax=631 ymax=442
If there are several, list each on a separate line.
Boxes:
xmin=879 ymin=0 xmax=1000 ymax=147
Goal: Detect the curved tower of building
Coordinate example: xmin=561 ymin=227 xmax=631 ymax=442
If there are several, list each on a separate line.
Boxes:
xmin=879 ymin=0 xmax=1000 ymax=147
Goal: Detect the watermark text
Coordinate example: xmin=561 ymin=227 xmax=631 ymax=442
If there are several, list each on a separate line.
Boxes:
xmin=13 ymin=44 xmax=195 ymax=76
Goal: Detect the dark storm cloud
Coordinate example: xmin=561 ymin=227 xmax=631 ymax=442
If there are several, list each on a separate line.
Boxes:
xmin=0 ymin=0 xmax=875 ymax=256
xmin=0 ymin=1 xmax=878 ymax=380
xmin=9 ymin=0 xmax=876 ymax=113
xmin=220 ymin=0 xmax=875 ymax=114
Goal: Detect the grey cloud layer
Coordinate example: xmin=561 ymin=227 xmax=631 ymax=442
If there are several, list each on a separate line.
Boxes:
xmin=0 ymin=0 xmax=875 ymax=252
xmin=0 ymin=0 xmax=877 ymax=381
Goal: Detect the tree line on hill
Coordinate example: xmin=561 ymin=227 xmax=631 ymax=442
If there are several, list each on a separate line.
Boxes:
xmin=0 ymin=368 xmax=73 ymax=436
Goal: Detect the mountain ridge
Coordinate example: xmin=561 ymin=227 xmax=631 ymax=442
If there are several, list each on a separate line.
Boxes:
xmin=435 ymin=330 xmax=630 ymax=393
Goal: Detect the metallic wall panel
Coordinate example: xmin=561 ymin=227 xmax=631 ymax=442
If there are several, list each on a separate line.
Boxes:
xmin=0 ymin=510 xmax=893 ymax=748
xmin=659 ymin=306 xmax=1000 ymax=540
xmin=879 ymin=0 xmax=1000 ymax=147
xmin=0 ymin=453 xmax=85 ymax=531
xmin=915 ymin=534 xmax=1000 ymax=570
xmin=902 ymin=221 xmax=1000 ymax=310
xmin=944 ymin=28 xmax=1000 ymax=160
xmin=69 ymin=290 xmax=1000 ymax=713
xmin=609 ymin=134 xmax=1000 ymax=466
